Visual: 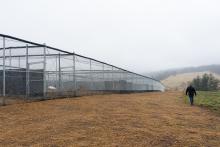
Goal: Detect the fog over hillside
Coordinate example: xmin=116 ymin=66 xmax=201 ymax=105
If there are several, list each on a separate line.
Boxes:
xmin=145 ymin=64 xmax=220 ymax=80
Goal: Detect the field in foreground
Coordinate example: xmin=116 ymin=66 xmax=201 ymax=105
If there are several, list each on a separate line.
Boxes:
xmin=0 ymin=92 xmax=220 ymax=146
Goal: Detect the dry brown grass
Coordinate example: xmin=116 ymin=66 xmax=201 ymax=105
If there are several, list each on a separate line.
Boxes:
xmin=0 ymin=92 xmax=220 ymax=146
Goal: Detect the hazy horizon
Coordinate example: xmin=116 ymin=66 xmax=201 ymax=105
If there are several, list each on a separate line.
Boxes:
xmin=145 ymin=64 xmax=220 ymax=73
xmin=1 ymin=0 xmax=220 ymax=73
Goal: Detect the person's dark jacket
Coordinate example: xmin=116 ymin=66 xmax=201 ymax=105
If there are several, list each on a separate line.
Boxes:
xmin=186 ymin=86 xmax=197 ymax=97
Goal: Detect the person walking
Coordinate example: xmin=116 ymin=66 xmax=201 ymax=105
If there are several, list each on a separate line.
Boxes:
xmin=186 ymin=85 xmax=197 ymax=106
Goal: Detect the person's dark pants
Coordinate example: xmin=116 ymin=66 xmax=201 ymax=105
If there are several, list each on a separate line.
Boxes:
xmin=189 ymin=96 xmax=194 ymax=105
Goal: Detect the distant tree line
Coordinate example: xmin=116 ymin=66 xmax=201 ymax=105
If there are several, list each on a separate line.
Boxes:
xmin=149 ymin=64 xmax=220 ymax=80
xmin=191 ymin=73 xmax=219 ymax=91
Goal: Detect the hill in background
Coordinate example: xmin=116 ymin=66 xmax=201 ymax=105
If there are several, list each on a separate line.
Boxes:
xmin=146 ymin=64 xmax=220 ymax=81
xmin=144 ymin=64 xmax=220 ymax=90
xmin=161 ymin=71 xmax=220 ymax=90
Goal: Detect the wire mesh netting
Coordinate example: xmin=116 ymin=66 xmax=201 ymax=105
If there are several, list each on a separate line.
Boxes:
xmin=0 ymin=34 xmax=165 ymax=99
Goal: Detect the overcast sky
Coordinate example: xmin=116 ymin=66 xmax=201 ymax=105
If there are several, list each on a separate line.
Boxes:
xmin=1 ymin=0 xmax=220 ymax=73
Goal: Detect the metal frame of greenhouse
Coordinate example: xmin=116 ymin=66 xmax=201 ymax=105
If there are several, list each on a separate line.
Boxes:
xmin=0 ymin=34 xmax=165 ymax=99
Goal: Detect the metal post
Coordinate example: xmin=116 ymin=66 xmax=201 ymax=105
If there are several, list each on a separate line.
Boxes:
xmin=43 ymin=44 xmax=46 ymax=98
xmin=125 ymin=72 xmax=128 ymax=91
xmin=9 ymin=47 xmax=11 ymax=67
xmin=55 ymin=55 xmax=57 ymax=87
xmin=152 ymin=80 xmax=154 ymax=91
xmin=112 ymin=66 xmax=114 ymax=90
xmin=151 ymin=80 xmax=153 ymax=91
xmin=89 ymin=59 xmax=92 ymax=91
xmin=26 ymin=44 xmax=29 ymax=98
xmin=58 ymin=53 xmax=61 ymax=93
xmin=119 ymin=70 xmax=122 ymax=91
xmin=102 ymin=64 xmax=104 ymax=81
xmin=102 ymin=63 xmax=105 ymax=91
xmin=132 ymin=74 xmax=134 ymax=91
xmin=2 ymin=37 xmax=6 ymax=105
xmin=135 ymin=75 xmax=138 ymax=91
xmin=18 ymin=56 xmax=20 ymax=68
xmin=73 ymin=54 xmax=76 ymax=95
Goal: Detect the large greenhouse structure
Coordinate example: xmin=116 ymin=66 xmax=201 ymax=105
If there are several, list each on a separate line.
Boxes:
xmin=0 ymin=34 xmax=165 ymax=99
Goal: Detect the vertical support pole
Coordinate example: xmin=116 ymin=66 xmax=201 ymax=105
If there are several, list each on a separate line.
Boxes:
xmin=112 ymin=66 xmax=114 ymax=90
xmin=132 ymin=74 xmax=134 ymax=91
xmin=9 ymin=47 xmax=11 ymax=67
xmin=55 ymin=55 xmax=57 ymax=87
xmin=58 ymin=53 xmax=61 ymax=94
xmin=18 ymin=56 xmax=20 ymax=68
xmin=140 ymin=77 xmax=142 ymax=91
xmin=43 ymin=44 xmax=46 ymax=98
xmin=73 ymin=53 xmax=76 ymax=95
xmin=119 ymin=70 xmax=122 ymax=92
xmin=89 ymin=59 xmax=92 ymax=92
xmin=144 ymin=79 xmax=146 ymax=91
xmin=126 ymin=72 xmax=128 ymax=91
xmin=152 ymin=80 xmax=154 ymax=91
xmin=135 ymin=75 xmax=138 ymax=91
xmin=26 ymin=44 xmax=29 ymax=98
xmin=2 ymin=37 xmax=6 ymax=105
xmin=102 ymin=63 xmax=105 ymax=91
xmin=151 ymin=80 xmax=153 ymax=91
xmin=102 ymin=64 xmax=104 ymax=80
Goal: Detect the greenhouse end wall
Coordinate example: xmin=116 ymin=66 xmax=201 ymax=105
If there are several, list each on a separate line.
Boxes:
xmin=0 ymin=34 xmax=165 ymax=99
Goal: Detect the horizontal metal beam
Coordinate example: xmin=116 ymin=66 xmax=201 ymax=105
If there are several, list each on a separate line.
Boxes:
xmin=0 ymin=65 xmax=25 ymax=69
xmin=0 ymin=53 xmax=69 ymax=58
xmin=0 ymin=45 xmax=43 ymax=51
xmin=28 ymin=61 xmax=44 ymax=65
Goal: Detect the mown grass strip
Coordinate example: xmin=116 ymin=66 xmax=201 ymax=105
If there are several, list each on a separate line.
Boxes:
xmin=185 ymin=91 xmax=220 ymax=114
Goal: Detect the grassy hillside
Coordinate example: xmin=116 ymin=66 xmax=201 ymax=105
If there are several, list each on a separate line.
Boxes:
xmin=162 ymin=71 xmax=220 ymax=90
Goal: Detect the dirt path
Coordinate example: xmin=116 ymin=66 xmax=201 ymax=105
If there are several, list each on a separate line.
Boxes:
xmin=0 ymin=92 xmax=220 ymax=146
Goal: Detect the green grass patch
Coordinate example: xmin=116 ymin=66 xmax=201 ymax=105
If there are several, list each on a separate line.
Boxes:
xmin=185 ymin=91 xmax=220 ymax=114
